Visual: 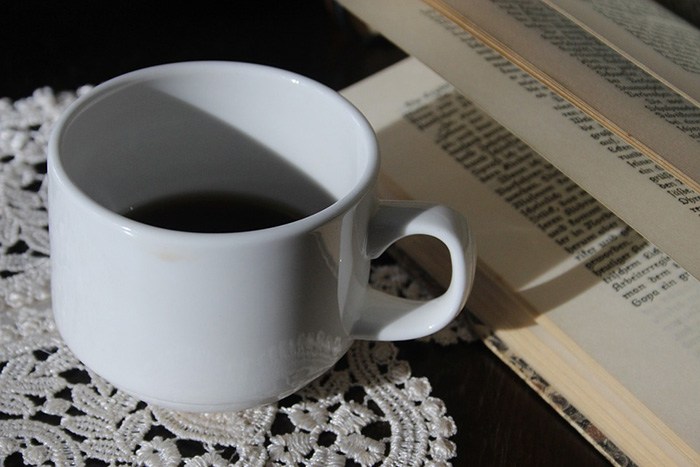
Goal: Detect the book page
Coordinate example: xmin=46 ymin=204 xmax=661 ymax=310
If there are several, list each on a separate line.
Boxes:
xmin=337 ymin=0 xmax=700 ymax=281
xmin=544 ymin=0 xmax=700 ymax=107
xmin=341 ymin=57 xmax=700 ymax=464
xmin=428 ymin=0 xmax=700 ymax=194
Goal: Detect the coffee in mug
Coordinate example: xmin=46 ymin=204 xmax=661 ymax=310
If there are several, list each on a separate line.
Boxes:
xmin=48 ymin=61 xmax=476 ymax=412
xmin=123 ymin=192 xmax=310 ymax=233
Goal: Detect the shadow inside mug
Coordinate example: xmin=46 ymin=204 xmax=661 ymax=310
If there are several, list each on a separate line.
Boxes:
xmin=59 ymin=84 xmax=337 ymax=221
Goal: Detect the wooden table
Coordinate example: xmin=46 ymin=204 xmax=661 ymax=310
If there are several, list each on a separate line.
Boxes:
xmin=2 ymin=2 xmax=609 ymax=465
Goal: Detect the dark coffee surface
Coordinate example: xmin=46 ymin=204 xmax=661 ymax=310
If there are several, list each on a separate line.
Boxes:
xmin=123 ymin=192 xmax=305 ymax=233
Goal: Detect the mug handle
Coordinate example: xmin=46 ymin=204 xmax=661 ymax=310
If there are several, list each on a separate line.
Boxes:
xmin=351 ymin=200 xmax=476 ymax=341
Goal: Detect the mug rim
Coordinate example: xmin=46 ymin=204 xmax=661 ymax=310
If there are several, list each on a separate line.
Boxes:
xmin=48 ymin=61 xmax=380 ymax=242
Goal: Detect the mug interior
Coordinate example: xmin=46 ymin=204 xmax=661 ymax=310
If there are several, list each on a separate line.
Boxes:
xmin=54 ymin=62 xmax=377 ymax=224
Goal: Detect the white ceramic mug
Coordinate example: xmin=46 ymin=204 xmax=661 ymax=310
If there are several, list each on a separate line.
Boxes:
xmin=48 ymin=61 xmax=476 ymax=412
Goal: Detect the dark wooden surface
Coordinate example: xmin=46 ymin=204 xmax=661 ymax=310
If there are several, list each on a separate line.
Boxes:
xmin=2 ymin=2 xmax=609 ymax=465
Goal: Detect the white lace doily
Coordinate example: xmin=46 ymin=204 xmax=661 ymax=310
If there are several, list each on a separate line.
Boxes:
xmin=0 ymin=88 xmax=471 ymax=466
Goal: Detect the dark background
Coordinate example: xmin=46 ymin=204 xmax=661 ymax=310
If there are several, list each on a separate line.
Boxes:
xmin=0 ymin=1 xmax=628 ymax=465
xmin=1 ymin=1 xmax=405 ymax=100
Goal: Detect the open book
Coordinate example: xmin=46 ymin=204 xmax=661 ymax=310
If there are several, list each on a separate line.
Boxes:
xmin=337 ymin=1 xmax=700 ymax=465
xmin=338 ymin=0 xmax=700 ymax=282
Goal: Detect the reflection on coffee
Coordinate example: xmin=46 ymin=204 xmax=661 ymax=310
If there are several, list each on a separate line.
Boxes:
xmin=123 ymin=191 xmax=307 ymax=233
